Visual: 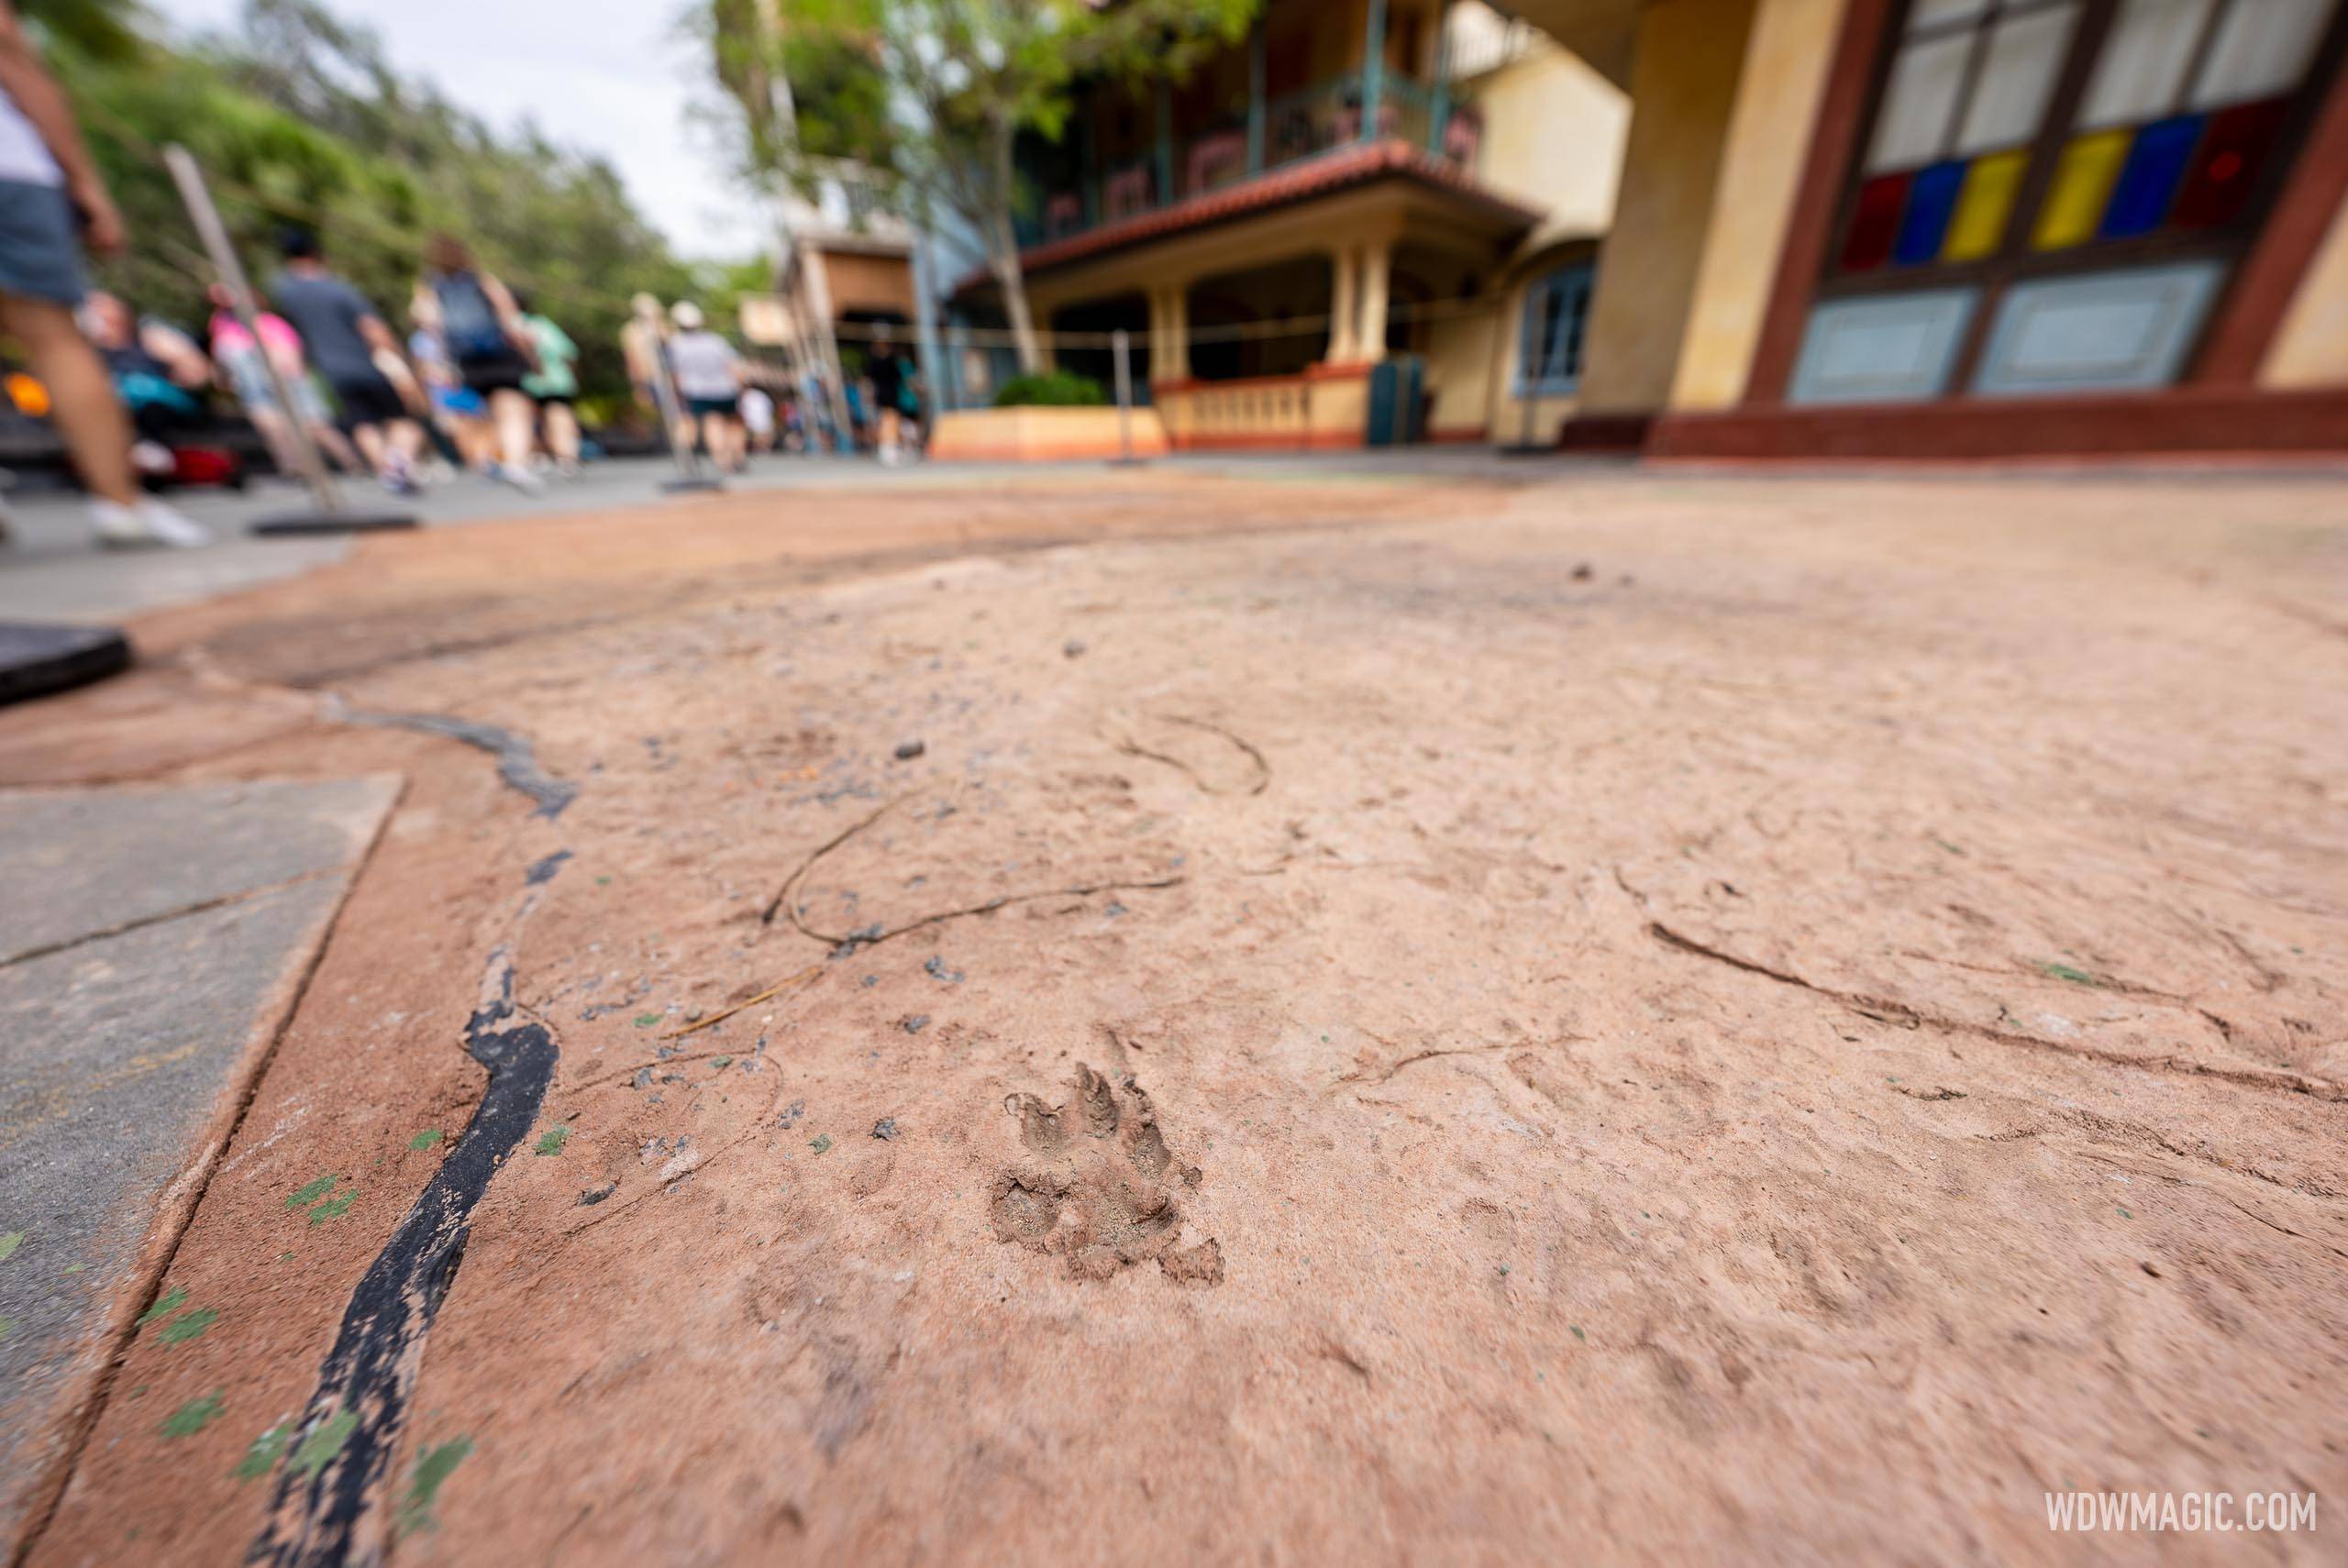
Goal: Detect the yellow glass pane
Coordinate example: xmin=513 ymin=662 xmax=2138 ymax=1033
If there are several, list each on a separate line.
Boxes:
xmin=2033 ymin=129 xmax=2132 ymax=249
xmin=1942 ymin=149 xmax=2029 ymax=260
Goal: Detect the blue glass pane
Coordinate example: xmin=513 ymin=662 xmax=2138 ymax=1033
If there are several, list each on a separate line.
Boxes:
xmin=1894 ymin=160 xmax=1966 ymax=266
xmin=2099 ymin=115 xmax=2203 ymax=237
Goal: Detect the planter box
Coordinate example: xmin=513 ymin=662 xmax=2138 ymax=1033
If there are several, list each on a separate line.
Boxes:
xmin=928 ymin=405 xmax=1168 ymax=462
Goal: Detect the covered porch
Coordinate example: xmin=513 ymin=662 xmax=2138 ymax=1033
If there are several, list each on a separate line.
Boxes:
xmin=1011 ymin=147 xmax=1535 ymax=450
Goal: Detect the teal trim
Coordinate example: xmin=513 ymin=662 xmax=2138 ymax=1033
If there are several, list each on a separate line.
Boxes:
xmin=1428 ymin=0 xmax=1454 ymax=151
xmin=1246 ymin=20 xmax=1267 ymax=174
xmin=1515 ymin=262 xmax=1594 ymax=396
xmin=1361 ymin=0 xmax=1388 ymax=144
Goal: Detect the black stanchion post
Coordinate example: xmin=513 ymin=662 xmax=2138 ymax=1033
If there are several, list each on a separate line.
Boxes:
xmin=1110 ymin=327 xmax=1145 ymax=468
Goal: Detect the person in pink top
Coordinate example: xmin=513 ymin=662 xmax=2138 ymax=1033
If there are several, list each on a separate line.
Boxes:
xmin=205 ymin=282 xmax=359 ymax=478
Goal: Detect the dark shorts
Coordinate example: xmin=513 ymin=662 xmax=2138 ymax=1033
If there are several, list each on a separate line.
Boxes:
xmin=330 ymin=371 xmax=407 ymax=430
xmin=531 ymin=390 xmax=575 ymax=412
xmin=688 ymin=394 xmax=739 ymax=419
xmin=0 ymin=180 xmax=86 ymax=305
xmin=458 ymin=353 xmax=529 ymax=396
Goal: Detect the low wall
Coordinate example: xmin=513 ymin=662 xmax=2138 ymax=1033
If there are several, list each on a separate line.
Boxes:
xmin=1154 ymin=363 xmax=1370 ymax=450
xmin=927 ymin=405 xmax=1169 ymax=462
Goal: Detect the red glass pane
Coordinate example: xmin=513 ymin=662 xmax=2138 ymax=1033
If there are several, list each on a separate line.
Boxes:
xmin=1841 ymin=172 xmax=1911 ymax=271
xmin=2170 ymin=98 xmax=2287 ymax=230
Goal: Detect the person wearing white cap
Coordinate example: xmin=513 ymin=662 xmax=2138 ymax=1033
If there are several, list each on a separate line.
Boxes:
xmin=664 ymin=301 xmax=747 ymax=473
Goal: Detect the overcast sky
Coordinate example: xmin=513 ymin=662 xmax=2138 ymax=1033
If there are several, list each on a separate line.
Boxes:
xmin=155 ymin=0 xmax=767 ymax=260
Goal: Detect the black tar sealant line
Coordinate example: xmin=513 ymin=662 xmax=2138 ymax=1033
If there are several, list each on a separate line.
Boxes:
xmin=333 ymin=706 xmax=579 ymax=819
xmin=249 ymin=894 xmax=561 ymax=1566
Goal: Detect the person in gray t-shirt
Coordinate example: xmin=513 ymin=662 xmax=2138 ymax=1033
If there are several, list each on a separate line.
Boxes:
xmin=270 ymin=228 xmax=425 ymax=493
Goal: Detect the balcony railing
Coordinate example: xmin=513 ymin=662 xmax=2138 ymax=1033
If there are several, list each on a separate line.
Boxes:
xmin=1020 ymin=70 xmax=1483 ymax=248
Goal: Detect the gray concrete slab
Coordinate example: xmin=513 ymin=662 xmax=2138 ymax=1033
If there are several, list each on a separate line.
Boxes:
xmin=0 ymin=776 xmax=395 ymax=1540
xmin=0 ymin=777 xmax=402 ymax=961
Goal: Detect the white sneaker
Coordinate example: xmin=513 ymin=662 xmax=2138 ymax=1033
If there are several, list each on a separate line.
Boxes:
xmin=490 ymin=462 xmax=543 ymax=494
xmin=91 ymin=497 xmax=212 ymax=549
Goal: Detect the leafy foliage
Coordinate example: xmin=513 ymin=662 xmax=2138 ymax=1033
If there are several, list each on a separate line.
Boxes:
xmin=50 ymin=0 xmax=705 ymax=399
xmin=703 ymin=0 xmax=1257 ymax=370
xmin=991 ymin=370 xmax=1104 ymax=407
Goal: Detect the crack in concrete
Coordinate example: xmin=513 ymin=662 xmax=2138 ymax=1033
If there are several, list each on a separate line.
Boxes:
xmin=330 ymin=705 xmax=577 ymax=818
xmin=1645 ymin=921 xmax=2346 ymax=1105
xmin=0 ymin=865 xmax=344 ymax=971
xmin=249 ymin=870 xmax=564 ymax=1567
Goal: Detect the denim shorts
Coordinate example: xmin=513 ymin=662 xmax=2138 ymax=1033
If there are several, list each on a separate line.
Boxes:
xmin=0 ymin=179 xmax=86 ymax=305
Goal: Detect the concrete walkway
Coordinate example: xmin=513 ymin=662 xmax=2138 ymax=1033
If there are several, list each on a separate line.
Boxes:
xmin=0 ymin=777 xmax=397 ymax=1540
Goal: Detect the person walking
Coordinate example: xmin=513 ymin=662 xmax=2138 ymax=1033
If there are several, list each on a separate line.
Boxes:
xmin=665 ymin=301 xmax=746 ymax=473
xmin=738 ymin=383 xmax=775 ymax=455
xmin=270 ymin=228 xmax=424 ymax=495
xmin=413 ymin=235 xmax=539 ymax=491
xmin=0 ymin=0 xmax=205 ymax=546
xmin=205 ymin=282 xmax=360 ymax=480
xmin=78 ymin=289 xmax=209 ymax=481
xmin=514 ymin=291 xmax=581 ymax=478
xmin=868 ymin=333 xmax=907 ymax=465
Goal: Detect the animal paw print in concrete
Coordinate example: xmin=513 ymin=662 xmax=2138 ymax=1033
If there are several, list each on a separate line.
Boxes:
xmin=991 ymin=1064 xmax=1223 ymax=1285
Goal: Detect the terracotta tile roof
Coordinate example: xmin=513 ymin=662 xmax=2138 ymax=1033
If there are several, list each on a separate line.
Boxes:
xmin=953 ymin=139 xmax=1542 ymax=297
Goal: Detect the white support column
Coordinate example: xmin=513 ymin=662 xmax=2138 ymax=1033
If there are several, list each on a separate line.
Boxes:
xmin=1358 ymin=237 xmax=1393 ymax=364
xmin=1168 ymin=282 xmax=1191 ymax=382
xmin=1327 ymin=246 xmax=1359 ymax=364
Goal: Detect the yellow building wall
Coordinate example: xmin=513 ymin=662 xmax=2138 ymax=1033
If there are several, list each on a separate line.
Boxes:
xmin=1667 ymin=0 xmax=1852 ymax=409
xmin=1423 ymin=304 xmax=1508 ymax=436
xmin=1574 ymin=0 xmax=1761 ymax=415
xmin=1470 ymin=42 xmax=1630 ymax=252
xmin=2261 ymin=193 xmax=2348 ymax=388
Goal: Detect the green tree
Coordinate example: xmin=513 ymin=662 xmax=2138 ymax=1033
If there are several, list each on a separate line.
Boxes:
xmin=45 ymin=0 xmax=705 ymax=402
xmin=705 ymin=0 xmax=1256 ymax=372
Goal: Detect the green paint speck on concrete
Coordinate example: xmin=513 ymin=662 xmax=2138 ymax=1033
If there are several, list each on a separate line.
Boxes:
xmin=0 ymin=1231 xmax=22 ymax=1262
xmin=291 ymin=1408 xmax=360 ymax=1478
xmin=285 ymin=1176 xmax=337 ymax=1209
xmin=809 ymin=1133 xmax=833 ymax=1155
xmin=160 ymin=1307 xmax=219 ymax=1345
xmin=534 ymin=1127 xmax=570 ymax=1156
xmin=0 ymin=1316 xmax=13 ymax=1342
xmin=394 ymin=1437 xmax=475 ymax=1536
xmin=633 ymin=1013 xmax=662 ymax=1028
xmin=306 ymin=1190 xmax=359 ymax=1225
xmin=409 ymin=1130 xmax=444 ymax=1151
xmin=233 ymin=1419 xmax=294 ymax=1482
xmin=62 ymin=1263 xmax=85 ymax=1275
xmin=2041 ymin=962 xmax=2097 ymax=986
xmin=137 ymin=1286 xmax=188 ymax=1327
xmin=162 ymin=1392 xmax=224 ymax=1439
xmin=1569 ymin=1325 xmax=1587 ymax=1343
xmin=711 ymin=1056 xmax=732 ymax=1068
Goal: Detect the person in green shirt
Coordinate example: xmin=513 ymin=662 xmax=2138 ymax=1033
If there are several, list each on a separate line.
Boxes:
xmin=515 ymin=292 xmax=581 ymax=478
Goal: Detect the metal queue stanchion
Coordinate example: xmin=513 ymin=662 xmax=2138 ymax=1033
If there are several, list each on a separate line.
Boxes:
xmin=162 ymin=144 xmax=417 ymax=535
xmin=1109 ymin=327 xmax=1146 ymax=468
xmin=638 ymin=296 xmax=725 ymax=494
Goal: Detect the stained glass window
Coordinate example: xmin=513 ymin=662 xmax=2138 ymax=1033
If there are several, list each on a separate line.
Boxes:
xmin=1800 ymin=0 xmax=2342 ymax=403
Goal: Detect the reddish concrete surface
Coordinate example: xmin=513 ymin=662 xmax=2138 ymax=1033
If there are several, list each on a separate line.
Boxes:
xmin=3 ymin=467 xmax=2343 ymax=1566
